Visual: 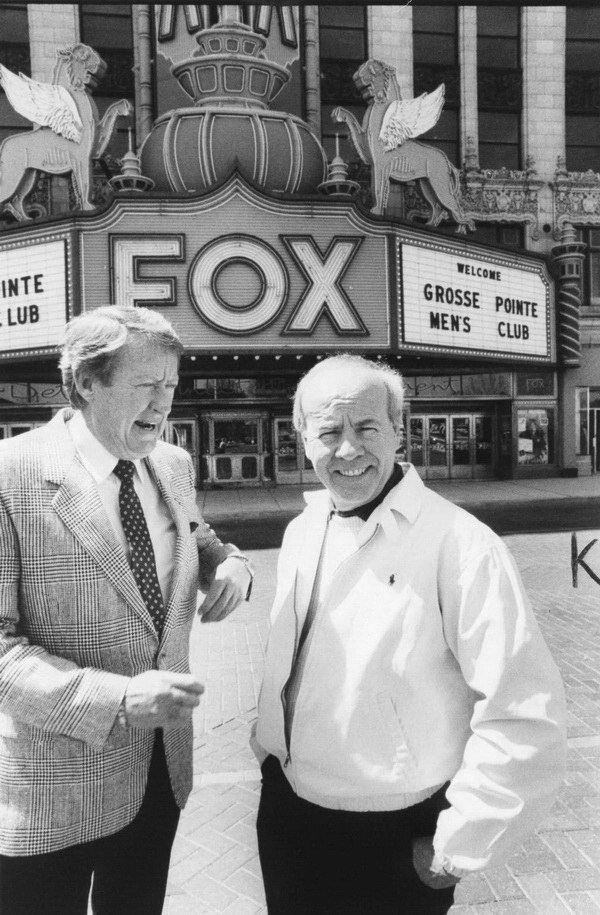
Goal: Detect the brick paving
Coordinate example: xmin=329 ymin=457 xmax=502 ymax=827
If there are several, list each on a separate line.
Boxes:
xmin=161 ymin=497 xmax=600 ymax=913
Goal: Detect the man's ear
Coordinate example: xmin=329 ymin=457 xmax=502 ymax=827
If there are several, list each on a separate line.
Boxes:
xmin=73 ymin=369 xmax=94 ymax=405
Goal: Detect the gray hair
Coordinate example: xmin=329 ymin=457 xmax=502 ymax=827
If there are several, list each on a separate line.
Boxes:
xmin=59 ymin=306 xmax=184 ymax=409
xmin=293 ymin=354 xmax=405 ymax=432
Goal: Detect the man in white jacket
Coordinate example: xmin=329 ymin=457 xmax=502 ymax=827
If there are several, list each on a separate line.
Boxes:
xmin=253 ymin=354 xmax=566 ymax=915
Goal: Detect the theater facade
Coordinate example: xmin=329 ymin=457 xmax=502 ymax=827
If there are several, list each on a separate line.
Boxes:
xmin=0 ymin=171 xmax=560 ymax=485
xmin=0 ymin=4 xmax=595 ymax=487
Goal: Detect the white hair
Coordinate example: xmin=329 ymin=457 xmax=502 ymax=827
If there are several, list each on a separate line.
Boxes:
xmin=293 ymin=354 xmax=405 ymax=432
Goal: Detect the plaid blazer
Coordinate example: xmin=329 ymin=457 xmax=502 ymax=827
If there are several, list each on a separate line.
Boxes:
xmin=0 ymin=409 xmax=233 ymax=855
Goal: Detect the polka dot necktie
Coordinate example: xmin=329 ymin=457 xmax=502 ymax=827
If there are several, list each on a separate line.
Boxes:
xmin=113 ymin=459 xmax=165 ymax=635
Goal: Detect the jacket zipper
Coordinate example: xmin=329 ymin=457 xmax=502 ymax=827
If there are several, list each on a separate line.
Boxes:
xmin=281 ymin=524 xmax=379 ymax=769
xmin=281 ymin=683 xmax=292 ymax=767
xmin=281 ymin=574 xmax=301 ymax=767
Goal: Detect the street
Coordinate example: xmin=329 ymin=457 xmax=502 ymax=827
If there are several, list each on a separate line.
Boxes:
xmin=211 ymin=498 xmax=600 ymax=550
xmin=163 ymin=505 xmax=600 ymax=915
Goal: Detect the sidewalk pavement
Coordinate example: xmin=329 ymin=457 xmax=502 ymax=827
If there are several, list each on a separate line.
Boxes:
xmin=162 ymin=474 xmax=600 ymax=914
xmin=197 ymin=472 xmax=600 ymax=522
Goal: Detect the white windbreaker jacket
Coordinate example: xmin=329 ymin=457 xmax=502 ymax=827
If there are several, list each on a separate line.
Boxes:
xmin=254 ymin=464 xmax=566 ymax=873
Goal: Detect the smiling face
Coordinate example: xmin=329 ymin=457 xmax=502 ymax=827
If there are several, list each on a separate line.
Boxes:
xmin=301 ymin=366 xmax=401 ymax=511
xmin=77 ymin=335 xmax=179 ymax=460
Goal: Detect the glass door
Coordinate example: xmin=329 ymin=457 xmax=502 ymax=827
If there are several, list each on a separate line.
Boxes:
xmin=409 ymin=417 xmax=425 ymax=477
xmin=274 ymin=418 xmax=301 ymax=482
xmin=273 ymin=418 xmax=317 ymax=484
xmin=426 ymin=416 xmax=449 ymax=479
xmin=473 ymin=414 xmax=494 ymax=479
xmin=409 ymin=413 xmax=495 ymax=480
xmin=212 ymin=416 xmax=261 ymax=483
xmin=450 ymin=415 xmax=471 ymax=479
xmin=409 ymin=417 xmax=425 ymax=468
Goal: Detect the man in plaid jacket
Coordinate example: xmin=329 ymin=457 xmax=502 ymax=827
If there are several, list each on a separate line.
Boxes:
xmin=0 ymin=306 xmax=252 ymax=914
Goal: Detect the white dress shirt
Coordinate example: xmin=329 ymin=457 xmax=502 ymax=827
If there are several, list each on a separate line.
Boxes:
xmin=67 ymin=410 xmax=177 ymax=604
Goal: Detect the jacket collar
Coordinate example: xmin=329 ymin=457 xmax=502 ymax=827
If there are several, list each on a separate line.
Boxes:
xmin=42 ymin=409 xmax=181 ymax=502
xmin=67 ymin=409 xmax=145 ymax=485
xmin=41 ymin=408 xmax=79 ymax=484
xmin=41 ymin=409 xmax=185 ymax=638
xmin=303 ymin=463 xmax=425 ymax=542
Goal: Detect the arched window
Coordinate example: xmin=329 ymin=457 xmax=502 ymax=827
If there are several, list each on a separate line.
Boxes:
xmin=566 ymin=6 xmax=600 ymax=172
xmin=413 ymin=6 xmax=459 ymax=165
xmin=0 ymin=4 xmax=30 ymax=145
xmin=477 ymin=6 xmax=522 ymax=169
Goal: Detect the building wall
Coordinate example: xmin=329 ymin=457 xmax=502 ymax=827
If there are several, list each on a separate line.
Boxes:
xmin=369 ymin=5 xmax=413 ymax=97
xmin=28 ymin=4 xmax=79 ymax=82
xmin=522 ymin=6 xmax=566 ymax=254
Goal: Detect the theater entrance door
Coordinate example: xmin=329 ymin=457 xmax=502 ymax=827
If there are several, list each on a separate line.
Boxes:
xmin=408 ymin=413 xmax=495 ymax=480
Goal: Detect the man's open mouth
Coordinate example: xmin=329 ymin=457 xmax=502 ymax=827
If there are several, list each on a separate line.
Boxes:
xmin=135 ymin=421 xmax=157 ymax=430
xmin=337 ymin=467 xmax=369 ymax=477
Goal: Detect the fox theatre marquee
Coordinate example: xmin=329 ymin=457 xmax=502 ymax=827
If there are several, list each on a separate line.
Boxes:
xmin=0 ymin=176 xmax=556 ymax=485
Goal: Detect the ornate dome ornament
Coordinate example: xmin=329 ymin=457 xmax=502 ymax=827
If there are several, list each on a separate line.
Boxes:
xmin=110 ymin=129 xmax=154 ymax=193
xmin=141 ymin=13 xmax=327 ymax=195
xmin=318 ymin=135 xmax=360 ymax=199
xmin=171 ymin=17 xmax=289 ymax=111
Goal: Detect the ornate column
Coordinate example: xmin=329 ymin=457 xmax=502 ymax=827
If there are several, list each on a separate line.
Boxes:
xmin=551 ymin=223 xmax=586 ymax=366
xmin=368 ymin=6 xmax=413 ymax=98
xmin=522 ymin=6 xmax=565 ymax=250
xmin=521 ymin=6 xmax=565 ymax=179
xmin=303 ymin=6 xmax=321 ymax=137
xmin=458 ymin=6 xmax=478 ymax=169
xmin=132 ymin=5 xmax=154 ymax=146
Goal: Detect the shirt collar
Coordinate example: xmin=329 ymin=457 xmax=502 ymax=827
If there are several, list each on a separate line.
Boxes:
xmin=363 ymin=464 xmax=424 ymax=540
xmin=67 ymin=410 xmax=144 ymax=484
xmin=331 ymin=463 xmax=404 ymax=521
xmin=304 ymin=463 xmax=425 ymax=541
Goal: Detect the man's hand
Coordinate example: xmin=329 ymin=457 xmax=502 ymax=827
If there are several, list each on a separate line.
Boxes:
xmin=123 ymin=671 xmax=204 ymax=729
xmin=411 ymin=837 xmax=462 ymax=889
xmin=199 ymin=555 xmax=251 ymax=623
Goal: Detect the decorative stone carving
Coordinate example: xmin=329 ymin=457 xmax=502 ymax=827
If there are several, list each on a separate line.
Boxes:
xmin=110 ymin=130 xmax=155 ymax=193
xmin=552 ymin=157 xmax=600 ymax=237
xmin=551 ymin=222 xmax=586 ymax=366
xmin=330 ymin=65 xmax=544 ymax=236
xmin=141 ymin=17 xmax=326 ymax=195
xmin=0 ymin=44 xmax=132 ymax=220
xmin=332 ymin=59 xmax=474 ymax=232
xmin=460 ymin=157 xmax=543 ymax=239
xmin=401 ymin=138 xmax=542 ymax=237
xmin=318 ymin=136 xmax=360 ymax=199
xmin=402 ymin=162 xmax=542 ymax=238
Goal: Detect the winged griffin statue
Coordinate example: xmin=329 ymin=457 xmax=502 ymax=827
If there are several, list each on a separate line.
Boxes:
xmin=333 ymin=60 xmax=474 ymax=232
xmin=0 ymin=43 xmax=133 ymax=221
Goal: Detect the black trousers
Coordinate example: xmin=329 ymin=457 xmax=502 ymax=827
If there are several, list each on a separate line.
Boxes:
xmin=257 ymin=755 xmax=456 ymax=915
xmin=0 ymin=731 xmax=180 ymax=915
